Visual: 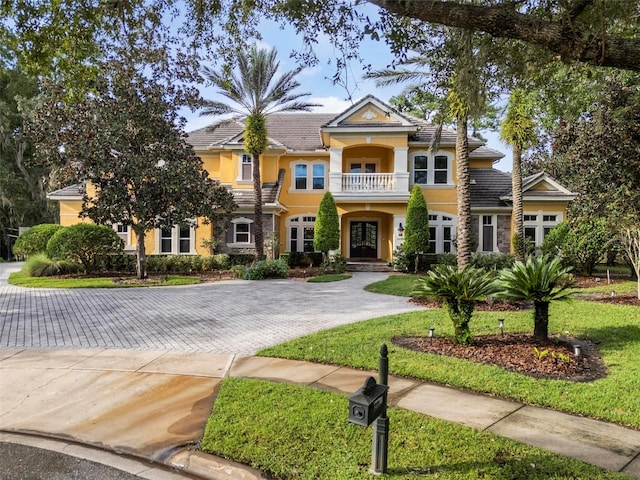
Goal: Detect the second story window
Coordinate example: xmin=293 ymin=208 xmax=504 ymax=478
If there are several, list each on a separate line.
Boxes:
xmin=412 ymin=152 xmax=453 ymax=185
xmin=434 ymin=155 xmax=448 ymax=184
xmin=292 ymin=161 xmax=327 ymax=191
xmin=240 ymin=154 xmax=252 ymax=181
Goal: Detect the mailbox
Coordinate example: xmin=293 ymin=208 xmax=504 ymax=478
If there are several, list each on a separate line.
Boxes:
xmin=348 ymin=376 xmax=388 ymax=427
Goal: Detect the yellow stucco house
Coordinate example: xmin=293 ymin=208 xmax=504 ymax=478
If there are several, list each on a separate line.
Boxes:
xmin=48 ymin=95 xmax=575 ymax=263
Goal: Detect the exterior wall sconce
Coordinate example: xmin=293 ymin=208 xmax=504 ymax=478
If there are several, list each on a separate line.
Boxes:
xmin=499 ymin=319 xmax=505 ymax=336
xmin=397 ymin=223 xmax=404 ymax=237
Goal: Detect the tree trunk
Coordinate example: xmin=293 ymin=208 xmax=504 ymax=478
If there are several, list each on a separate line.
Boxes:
xmin=135 ymin=229 xmax=147 ymax=280
xmin=456 ymin=113 xmax=472 ymax=270
xmin=446 ymin=299 xmax=475 ymax=345
xmin=368 ymin=0 xmax=640 ymax=72
xmin=533 ymin=300 xmax=550 ymax=340
xmin=252 ymin=153 xmax=264 ymax=260
xmin=512 ymin=146 xmax=525 ymax=262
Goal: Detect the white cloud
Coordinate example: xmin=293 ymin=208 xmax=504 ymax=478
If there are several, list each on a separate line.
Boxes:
xmin=309 ymin=96 xmax=361 ymax=113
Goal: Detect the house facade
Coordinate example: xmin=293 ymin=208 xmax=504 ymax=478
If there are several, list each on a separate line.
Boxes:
xmin=48 ymin=96 xmax=575 ymax=262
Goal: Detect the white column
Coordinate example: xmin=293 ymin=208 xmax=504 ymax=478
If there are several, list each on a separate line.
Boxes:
xmin=393 ymin=214 xmax=406 ymax=254
xmin=394 ymin=147 xmax=409 ymax=193
xmin=329 ymin=147 xmax=343 ymax=193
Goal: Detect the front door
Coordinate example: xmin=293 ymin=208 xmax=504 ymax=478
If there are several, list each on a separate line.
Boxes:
xmin=350 ymin=221 xmax=378 ymax=258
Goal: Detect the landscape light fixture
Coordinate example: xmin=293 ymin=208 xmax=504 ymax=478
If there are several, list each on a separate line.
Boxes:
xmin=499 ymin=319 xmax=505 ymax=336
xmin=428 ymin=327 xmax=435 ymax=339
xmin=573 ymin=345 xmax=582 ymax=359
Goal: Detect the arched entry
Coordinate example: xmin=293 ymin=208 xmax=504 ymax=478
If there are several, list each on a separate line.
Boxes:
xmin=350 ymin=220 xmax=378 ymax=259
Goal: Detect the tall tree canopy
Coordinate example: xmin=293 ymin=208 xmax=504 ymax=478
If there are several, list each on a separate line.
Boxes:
xmin=28 ymin=60 xmax=237 ymax=279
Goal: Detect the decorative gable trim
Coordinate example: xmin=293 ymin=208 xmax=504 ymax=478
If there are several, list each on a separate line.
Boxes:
xmin=322 ymin=95 xmax=417 ymax=130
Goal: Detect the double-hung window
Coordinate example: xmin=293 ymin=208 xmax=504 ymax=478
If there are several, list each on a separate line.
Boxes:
xmin=292 ymin=161 xmax=327 ymax=191
xmin=159 ymin=225 xmax=194 ymax=254
xmin=231 ymin=217 xmax=253 ymax=244
xmin=426 ymin=213 xmax=456 ymax=253
xmin=412 ymin=152 xmax=452 ymax=185
xmin=239 ymin=153 xmax=252 ymax=182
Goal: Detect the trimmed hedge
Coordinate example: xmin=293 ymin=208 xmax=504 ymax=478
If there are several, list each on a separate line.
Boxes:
xmin=46 ymin=224 xmax=124 ymax=272
xmin=13 ymin=224 xmax=64 ymax=259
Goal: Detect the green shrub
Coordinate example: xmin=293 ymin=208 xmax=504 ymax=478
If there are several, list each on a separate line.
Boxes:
xmin=23 ymin=253 xmax=82 ymax=277
xmin=202 ymin=254 xmax=231 ymax=271
xmin=46 ymin=223 xmax=124 ymax=272
xmin=321 ymin=254 xmax=347 ymax=274
xmin=412 ymin=264 xmax=498 ymax=344
xmin=541 ymin=222 xmax=570 ymax=258
xmin=228 ymin=254 xmax=256 ymax=266
xmin=103 ymin=253 xmax=137 ymax=273
xmin=13 ymin=224 xmax=64 ymax=259
xmin=471 ymin=252 xmax=515 ymax=271
xmin=233 ymin=259 xmax=289 ymax=280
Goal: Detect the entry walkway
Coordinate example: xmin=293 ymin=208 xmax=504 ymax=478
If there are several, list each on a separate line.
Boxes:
xmin=1 ymin=349 xmax=639 ymax=479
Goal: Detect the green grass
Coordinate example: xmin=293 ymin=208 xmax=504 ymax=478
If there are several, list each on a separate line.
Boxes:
xmin=307 ymin=273 xmax=352 ymax=283
xmin=259 ymin=299 xmax=640 ymax=428
xmin=364 ymin=273 xmax=418 ymax=296
xmin=8 ymin=271 xmax=200 ymax=288
xmin=202 ymin=378 xmax=626 ymax=480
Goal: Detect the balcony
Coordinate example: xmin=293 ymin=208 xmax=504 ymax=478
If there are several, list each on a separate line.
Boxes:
xmin=342 ymin=173 xmax=396 ymax=192
xmin=330 ymin=172 xmax=410 ymax=201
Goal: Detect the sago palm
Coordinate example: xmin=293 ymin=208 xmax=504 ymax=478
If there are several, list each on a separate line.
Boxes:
xmin=495 ymin=255 xmax=575 ymax=340
xmin=201 ymin=45 xmax=318 ymax=259
xmin=412 ymin=264 xmax=498 ymax=345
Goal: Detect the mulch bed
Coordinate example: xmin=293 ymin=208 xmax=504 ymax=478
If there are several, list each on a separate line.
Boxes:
xmin=393 ymin=333 xmax=607 ymax=382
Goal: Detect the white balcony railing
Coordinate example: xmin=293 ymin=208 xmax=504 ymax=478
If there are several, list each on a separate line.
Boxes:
xmin=341 ymin=173 xmax=396 ymax=192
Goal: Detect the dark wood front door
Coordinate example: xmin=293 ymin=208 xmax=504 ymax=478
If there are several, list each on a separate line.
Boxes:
xmin=350 ymin=221 xmax=378 ymax=258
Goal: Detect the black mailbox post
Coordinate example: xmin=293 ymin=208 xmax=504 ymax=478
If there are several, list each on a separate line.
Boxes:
xmin=348 ymin=376 xmax=388 ymax=427
xmin=347 ymin=344 xmax=390 ymax=475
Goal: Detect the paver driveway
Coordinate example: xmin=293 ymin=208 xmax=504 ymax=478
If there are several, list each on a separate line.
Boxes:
xmin=0 ymin=263 xmax=422 ymax=354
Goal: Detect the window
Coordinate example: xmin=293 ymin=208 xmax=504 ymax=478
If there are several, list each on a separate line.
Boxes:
xmin=287 ymin=215 xmax=316 ymax=252
xmin=524 ymin=212 xmax=562 ymax=247
xmin=240 ymin=154 xmax=252 ymax=181
xmin=414 ymin=156 xmax=428 ymax=184
xmin=434 ymin=155 xmax=448 ymax=184
xmin=234 ymin=223 xmax=250 ymax=243
xmin=481 ymin=215 xmax=496 ymax=252
xmin=113 ymin=224 xmax=130 ymax=245
xmin=425 ymin=213 xmax=457 ymax=253
xmin=161 ymin=227 xmax=172 ymax=253
xmin=412 ymin=152 xmax=452 ymax=185
xmin=158 ymin=225 xmax=194 ymax=254
xmin=292 ymin=161 xmax=327 ymax=191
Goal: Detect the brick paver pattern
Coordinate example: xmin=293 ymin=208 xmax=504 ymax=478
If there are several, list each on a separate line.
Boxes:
xmin=0 ymin=265 xmax=422 ymax=354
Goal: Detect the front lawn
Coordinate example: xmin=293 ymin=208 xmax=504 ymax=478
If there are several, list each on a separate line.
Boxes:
xmin=8 ymin=271 xmax=200 ymax=288
xmin=201 ymin=378 xmax=626 ymax=480
xmin=259 ymin=298 xmax=640 ymax=428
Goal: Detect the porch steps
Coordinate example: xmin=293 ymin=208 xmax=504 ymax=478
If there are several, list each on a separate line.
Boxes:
xmin=346 ymin=260 xmax=393 ymax=273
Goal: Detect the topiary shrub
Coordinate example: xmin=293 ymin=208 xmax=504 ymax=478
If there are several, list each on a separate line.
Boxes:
xmin=23 ymin=253 xmax=83 ymax=277
xmin=13 ymin=224 xmax=64 ymax=259
xmin=46 ymin=223 xmax=124 ymax=273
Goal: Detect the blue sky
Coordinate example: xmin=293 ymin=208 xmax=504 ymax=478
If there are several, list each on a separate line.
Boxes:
xmin=182 ymin=18 xmax=513 ymax=173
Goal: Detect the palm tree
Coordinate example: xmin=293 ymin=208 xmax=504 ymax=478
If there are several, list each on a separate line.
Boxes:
xmin=495 ymin=255 xmax=576 ymax=340
xmin=412 ymin=264 xmax=497 ymax=345
xmin=367 ymin=28 xmax=496 ymax=269
xmin=201 ymin=45 xmax=318 ymax=259
xmin=500 ymin=89 xmax=537 ymax=262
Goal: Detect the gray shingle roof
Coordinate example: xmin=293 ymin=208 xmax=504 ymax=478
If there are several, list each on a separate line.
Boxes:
xmin=47 ymin=184 xmax=83 ymax=199
xmin=470 ymin=169 xmax=513 ymax=208
xmin=187 ymin=114 xmax=336 ymax=152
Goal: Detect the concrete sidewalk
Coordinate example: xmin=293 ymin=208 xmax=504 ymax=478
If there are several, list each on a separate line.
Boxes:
xmin=1 ymin=349 xmax=639 ymax=479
